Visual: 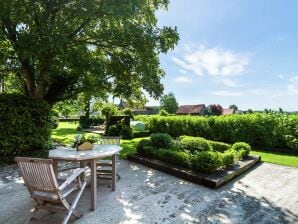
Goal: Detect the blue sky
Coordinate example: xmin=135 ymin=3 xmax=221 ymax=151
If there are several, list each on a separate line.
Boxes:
xmin=146 ymin=0 xmax=298 ymax=111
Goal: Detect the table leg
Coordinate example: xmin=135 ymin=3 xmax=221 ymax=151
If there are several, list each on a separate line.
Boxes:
xmin=90 ymin=159 xmax=97 ymax=211
xmin=112 ymin=154 xmax=117 ymax=191
xmin=80 ymin=161 xmax=85 ymax=182
xmin=53 ymin=159 xmax=58 ymax=178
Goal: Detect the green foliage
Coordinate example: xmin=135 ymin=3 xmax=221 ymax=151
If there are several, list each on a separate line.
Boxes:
xmin=191 ymin=151 xmax=223 ymax=173
xmin=159 ymin=109 xmax=169 ymax=116
xmin=231 ymin=142 xmax=251 ymax=158
xmin=121 ymin=125 xmax=133 ymax=139
xmin=0 ymin=1 xmax=179 ymax=104
xmin=122 ymin=108 xmax=134 ymax=120
xmin=79 ymin=116 xmax=105 ymax=129
xmin=179 ymin=136 xmax=212 ymax=153
xmin=160 ymin=92 xmax=179 ymax=114
xmin=207 ymin=141 xmax=231 ymax=152
xmin=0 ymin=94 xmax=52 ymax=165
xmin=156 ymin=150 xmax=191 ymax=168
xmin=222 ymin=150 xmax=236 ymax=166
xmin=150 ymin=133 xmax=173 ymax=149
xmin=71 ymin=134 xmax=99 ymax=148
xmin=130 ymin=121 xmax=146 ymax=132
xmin=207 ymin=104 xmax=223 ymax=116
xmin=136 ymin=139 xmax=153 ymax=152
xmin=136 ymin=113 xmax=298 ymax=150
xmin=107 ymin=124 xmax=122 ymax=136
xmin=51 ymin=115 xmax=59 ymax=129
xmin=133 ymin=130 xmax=150 ymax=138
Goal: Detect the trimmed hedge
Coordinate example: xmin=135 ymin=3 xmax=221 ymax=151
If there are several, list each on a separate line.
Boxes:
xmin=179 ymin=136 xmax=212 ymax=153
xmin=0 ymin=94 xmax=52 ymax=165
xmin=135 ymin=114 xmax=298 ymax=149
xmin=136 ymin=133 xmax=252 ymax=174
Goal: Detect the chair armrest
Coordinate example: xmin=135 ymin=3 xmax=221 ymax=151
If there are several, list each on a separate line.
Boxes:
xmin=58 ymin=167 xmax=87 ymax=191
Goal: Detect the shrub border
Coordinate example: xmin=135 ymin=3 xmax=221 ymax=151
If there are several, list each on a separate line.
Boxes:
xmin=127 ymin=154 xmax=261 ymax=188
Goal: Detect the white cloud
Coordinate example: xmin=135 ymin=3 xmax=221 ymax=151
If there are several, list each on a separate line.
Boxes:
xmin=277 ymin=74 xmax=285 ymax=79
xmin=172 ymin=45 xmax=249 ymax=76
xmin=221 ymin=79 xmax=241 ymax=88
xmin=212 ymin=90 xmax=243 ymax=96
xmin=288 ymin=76 xmax=298 ymax=93
xmin=174 ymin=75 xmax=192 ymax=83
xmin=179 ymin=69 xmax=187 ymax=74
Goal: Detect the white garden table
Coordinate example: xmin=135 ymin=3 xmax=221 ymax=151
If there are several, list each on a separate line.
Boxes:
xmin=49 ymin=144 xmax=122 ymax=211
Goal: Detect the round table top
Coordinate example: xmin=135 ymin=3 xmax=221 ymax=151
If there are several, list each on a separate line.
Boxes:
xmin=48 ymin=144 xmax=122 ymax=161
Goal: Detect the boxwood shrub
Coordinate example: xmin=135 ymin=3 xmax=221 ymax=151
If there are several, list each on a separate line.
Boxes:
xmin=179 ymin=136 xmax=212 ymax=153
xmin=0 ymin=94 xmax=52 ymax=165
xmin=191 ymin=151 xmax=223 ymax=173
xmin=150 ymin=133 xmax=173 ymax=149
xmin=207 ymin=141 xmax=231 ymax=152
xmin=231 ymin=142 xmax=251 ymax=158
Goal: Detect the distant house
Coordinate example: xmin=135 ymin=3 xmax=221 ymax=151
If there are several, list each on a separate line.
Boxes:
xmin=222 ymin=108 xmax=235 ymax=115
xmin=132 ymin=106 xmax=159 ymax=115
xmin=176 ymin=104 xmax=206 ymax=115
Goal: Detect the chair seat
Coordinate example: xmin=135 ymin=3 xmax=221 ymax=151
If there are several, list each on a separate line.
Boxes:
xmin=31 ymin=179 xmax=78 ymax=201
xmin=96 ymin=160 xmax=112 ymax=167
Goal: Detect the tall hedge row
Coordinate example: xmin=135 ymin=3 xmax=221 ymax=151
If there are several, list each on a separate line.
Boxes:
xmin=135 ymin=114 xmax=298 ymax=149
xmin=0 ymin=94 xmax=52 ymax=165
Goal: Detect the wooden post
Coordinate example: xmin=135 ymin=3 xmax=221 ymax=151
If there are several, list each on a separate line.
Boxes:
xmin=112 ymin=154 xmax=117 ymax=191
xmin=80 ymin=161 xmax=85 ymax=182
xmin=90 ymin=159 xmax=97 ymax=211
xmin=53 ymin=159 xmax=58 ymax=178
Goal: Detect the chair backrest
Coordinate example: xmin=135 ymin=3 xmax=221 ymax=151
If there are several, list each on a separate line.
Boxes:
xmin=15 ymin=157 xmax=59 ymax=193
xmin=100 ymin=136 xmax=121 ymax=145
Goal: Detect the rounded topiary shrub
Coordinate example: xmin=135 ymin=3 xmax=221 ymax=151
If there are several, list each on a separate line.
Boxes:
xmin=136 ymin=139 xmax=152 ymax=151
xmin=150 ymin=133 xmax=173 ymax=149
xmin=107 ymin=124 xmax=121 ymax=136
xmin=0 ymin=94 xmax=52 ymax=165
xmin=179 ymin=136 xmax=213 ymax=154
xmin=191 ymin=151 xmax=223 ymax=173
xmin=222 ymin=150 xmax=236 ymax=166
xmin=231 ymin=142 xmax=251 ymax=158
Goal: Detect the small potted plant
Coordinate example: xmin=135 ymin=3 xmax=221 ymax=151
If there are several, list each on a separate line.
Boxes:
xmin=72 ymin=134 xmax=99 ymax=151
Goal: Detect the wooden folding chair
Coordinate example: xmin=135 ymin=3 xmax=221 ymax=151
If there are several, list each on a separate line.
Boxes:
xmin=15 ymin=157 xmax=87 ymax=224
xmin=96 ymin=136 xmax=121 ymax=188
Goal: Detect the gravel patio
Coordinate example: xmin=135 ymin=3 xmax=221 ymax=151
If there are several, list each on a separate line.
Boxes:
xmin=0 ymin=160 xmax=297 ymax=224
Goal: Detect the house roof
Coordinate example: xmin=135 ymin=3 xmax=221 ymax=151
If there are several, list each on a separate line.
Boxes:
xmin=222 ymin=108 xmax=235 ymax=115
xmin=176 ymin=104 xmax=205 ymax=114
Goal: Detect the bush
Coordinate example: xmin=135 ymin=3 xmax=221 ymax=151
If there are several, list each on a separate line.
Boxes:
xmin=179 ymin=136 xmax=212 ymax=153
xmin=0 ymin=94 xmax=52 ymax=165
xmin=150 ymin=133 xmax=173 ymax=149
xmin=231 ymin=142 xmax=251 ymax=158
xmin=122 ymin=108 xmax=134 ymax=119
xmin=207 ymin=140 xmax=231 ymax=152
xmin=159 ymin=109 xmax=169 ymax=116
xmin=136 ymin=139 xmax=153 ymax=152
xmin=107 ymin=124 xmax=122 ymax=136
xmin=135 ymin=113 xmax=298 ymax=150
xmin=191 ymin=151 xmax=223 ymax=173
xmin=222 ymin=150 xmax=236 ymax=166
xmin=133 ymin=130 xmax=150 ymax=138
xmin=121 ymin=125 xmax=133 ymax=139
xmin=79 ymin=116 xmax=105 ymax=129
xmin=51 ymin=115 xmax=59 ymax=129
xmin=157 ymin=150 xmax=191 ymax=168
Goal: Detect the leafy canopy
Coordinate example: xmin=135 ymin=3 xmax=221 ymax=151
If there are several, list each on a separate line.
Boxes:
xmin=0 ymin=0 xmax=179 ymax=104
xmin=160 ymin=92 xmax=179 ymax=114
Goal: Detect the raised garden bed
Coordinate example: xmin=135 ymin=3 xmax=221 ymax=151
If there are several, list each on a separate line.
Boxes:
xmin=127 ymin=154 xmax=261 ymax=189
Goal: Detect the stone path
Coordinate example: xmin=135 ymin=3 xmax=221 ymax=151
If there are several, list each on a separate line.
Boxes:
xmin=0 ymin=160 xmax=297 ymax=224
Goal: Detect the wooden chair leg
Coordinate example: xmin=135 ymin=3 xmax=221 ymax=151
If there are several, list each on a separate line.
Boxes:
xmin=26 ymin=208 xmax=39 ymax=224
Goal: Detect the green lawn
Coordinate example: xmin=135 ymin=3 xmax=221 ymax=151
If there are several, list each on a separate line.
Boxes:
xmin=251 ymin=150 xmax=298 ymax=168
xmin=52 ymin=121 xmax=84 ymax=145
xmin=51 ymin=122 xmax=145 ymax=159
xmin=52 ymin=122 xmax=298 ymax=167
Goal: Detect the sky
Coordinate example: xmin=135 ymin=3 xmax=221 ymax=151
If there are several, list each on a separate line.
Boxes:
xmin=146 ymin=0 xmax=298 ymax=111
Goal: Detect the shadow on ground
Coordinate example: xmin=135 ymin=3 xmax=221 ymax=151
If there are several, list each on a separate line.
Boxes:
xmin=0 ymin=160 xmax=297 ymax=224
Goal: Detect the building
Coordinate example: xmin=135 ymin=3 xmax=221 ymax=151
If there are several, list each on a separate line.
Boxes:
xmin=176 ymin=104 xmax=206 ymax=115
xmin=222 ymin=108 xmax=235 ymax=115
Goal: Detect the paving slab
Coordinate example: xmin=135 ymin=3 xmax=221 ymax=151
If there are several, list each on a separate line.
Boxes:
xmin=0 ymin=161 xmax=297 ymax=224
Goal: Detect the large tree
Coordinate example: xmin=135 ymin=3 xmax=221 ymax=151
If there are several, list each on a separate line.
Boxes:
xmin=0 ymin=0 xmax=179 ymax=104
xmin=160 ymin=92 xmax=178 ymax=114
